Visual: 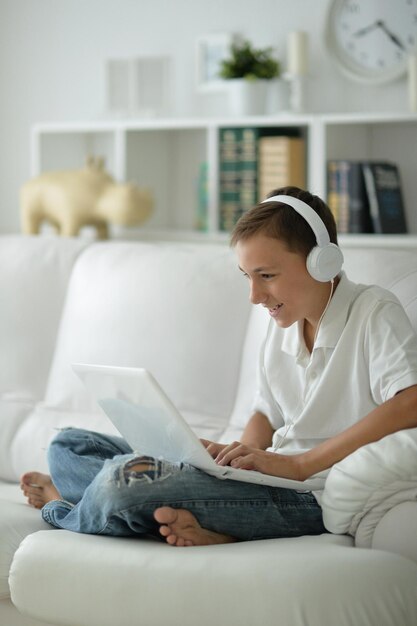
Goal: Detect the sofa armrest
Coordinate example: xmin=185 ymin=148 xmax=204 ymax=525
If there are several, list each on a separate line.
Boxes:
xmin=321 ymin=428 xmax=417 ymax=547
xmin=357 ymin=501 xmax=417 ymax=562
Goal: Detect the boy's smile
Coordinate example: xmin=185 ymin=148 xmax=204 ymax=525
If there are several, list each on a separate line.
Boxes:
xmin=235 ymin=233 xmax=335 ymax=336
xmin=267 ymin=302 xmax=284 ymax=319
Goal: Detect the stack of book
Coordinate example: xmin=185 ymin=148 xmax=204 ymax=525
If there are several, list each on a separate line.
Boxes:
xmin=218 ymin=128 xmax=259 ymax=231
xmin=327 ymin=160 xmax=407 ymax=234
xmin=218 ymin=127 xmax=306 ymax=231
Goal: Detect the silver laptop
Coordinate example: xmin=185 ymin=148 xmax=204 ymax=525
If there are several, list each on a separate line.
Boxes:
xmin=72 ymin=363 xmax=325 ymax=491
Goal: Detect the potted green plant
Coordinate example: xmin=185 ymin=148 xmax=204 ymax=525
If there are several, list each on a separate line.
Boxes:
xmin=220 ymin=39 xmax=280 ymax=81
xmin=220 ymin=38 xmax=281 ymax=115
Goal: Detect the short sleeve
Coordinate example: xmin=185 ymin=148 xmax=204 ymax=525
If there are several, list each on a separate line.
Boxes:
xmin=365 ymin=298 xmax=417 ymax=404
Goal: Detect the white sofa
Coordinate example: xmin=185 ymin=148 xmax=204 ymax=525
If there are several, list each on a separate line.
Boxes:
xmin=1 ymin=234 xmax=417 ymax=626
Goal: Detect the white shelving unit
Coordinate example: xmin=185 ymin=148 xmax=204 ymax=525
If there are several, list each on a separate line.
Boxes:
xmin=31 ymin=111 xmax=417 ymax=239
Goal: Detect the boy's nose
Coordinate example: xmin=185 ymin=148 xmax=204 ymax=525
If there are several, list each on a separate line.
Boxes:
xmin=249 ymin=283 xmax=267 ymax=305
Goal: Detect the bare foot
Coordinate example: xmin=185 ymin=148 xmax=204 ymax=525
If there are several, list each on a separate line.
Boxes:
xmin=154 ymin=506 xmax=237 ymax=547
xmin=20 ymin=472 xmax=61 ymax=509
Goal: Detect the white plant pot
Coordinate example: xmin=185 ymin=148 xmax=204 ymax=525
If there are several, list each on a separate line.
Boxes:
xmin=269 ymin=78 xmax=290 ymax=112
xmin=227 ymin=79 xmax=269 ymax=116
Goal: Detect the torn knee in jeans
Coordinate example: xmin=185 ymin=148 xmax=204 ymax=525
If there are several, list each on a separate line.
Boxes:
xmin=127 ymin=460 xmax=154 ymax=473
xmin=122 ymin=456 xmax=161 ymax=485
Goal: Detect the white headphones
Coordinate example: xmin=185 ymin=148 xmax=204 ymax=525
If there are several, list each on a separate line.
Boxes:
xmin=262 ymin=194 xmax=344 ymax=282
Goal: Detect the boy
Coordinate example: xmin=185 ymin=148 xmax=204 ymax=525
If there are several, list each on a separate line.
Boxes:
xmin=21 ymin=186 xmax=417 ymax=547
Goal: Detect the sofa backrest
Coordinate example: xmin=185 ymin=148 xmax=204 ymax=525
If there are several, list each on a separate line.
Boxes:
xmin=8 ymin=241 xmax=252 ymax=479
xmin=0 ymin=235 xmax=88 ymax=401
xmin=342 ymin=245 xmax=417 ymax=329
xmin=3 ymin=237 xmax=417 ymax=482
xmin=0 ymin=235 xmax=88 ymax=481
xmin=43 ymin=241 xmax=250 ymax=418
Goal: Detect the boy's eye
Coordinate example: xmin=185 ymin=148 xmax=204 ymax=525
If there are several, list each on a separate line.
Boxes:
xmin=240 ymin=271 xmax=275 ymax=280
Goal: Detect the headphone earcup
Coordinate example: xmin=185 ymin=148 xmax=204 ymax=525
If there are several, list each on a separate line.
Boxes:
xmin=306 ymin=244 xmax=344 ymax=282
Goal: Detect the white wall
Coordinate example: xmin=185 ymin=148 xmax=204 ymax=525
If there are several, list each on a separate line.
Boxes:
xmin=0 ymin=0 xmax=411 ymax=234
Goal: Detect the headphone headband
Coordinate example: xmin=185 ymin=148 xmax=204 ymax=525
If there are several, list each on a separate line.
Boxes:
xmin=262 ymin=194 xmax=330 ymax=248
xmin=261 ymin=193 xmax=343 ymax=282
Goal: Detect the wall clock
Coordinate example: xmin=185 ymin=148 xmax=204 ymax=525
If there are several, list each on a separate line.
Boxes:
xmin=325 ymin=0 xmax=417 ymax=84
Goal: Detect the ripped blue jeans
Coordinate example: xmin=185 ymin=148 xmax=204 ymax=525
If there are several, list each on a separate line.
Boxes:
xmin=41 ymin=428 xmax=326 ymax=541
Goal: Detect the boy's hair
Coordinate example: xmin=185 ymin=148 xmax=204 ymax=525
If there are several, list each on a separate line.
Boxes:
xmin=230 ymin=186 xmax=338 ymax=258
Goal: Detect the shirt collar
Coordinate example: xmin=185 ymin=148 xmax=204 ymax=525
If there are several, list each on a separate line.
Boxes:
xmin=281 ymin=272 xmax=359 ymax=358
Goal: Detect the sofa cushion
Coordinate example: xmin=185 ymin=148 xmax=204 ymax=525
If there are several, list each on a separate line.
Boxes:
xmin=43 ymin=242 xmax=249 ymax=419
xmin=0 ymin=400 xmax=35 ymax=481
xmin=9 ymin=242 xmax=251 ymax=477
xmin=221 ymin=304 xmax=270 ymax=442
xmin=10 ymin=408 xmax=120 ymax=478
xmin=0 ymin=236 xmax=89 ymax=482
xmin=0 ymin=483 xmax=51 ymax=600
xmin=341 ymin=245 xmax=417 ymax=328
xmin=0 ymin=235 xmax=88 ymax=402
xmin=10 ymin=529 xmax=417 ymax=626
xmin=370 ymin=501 xmax=417 ymax=562
xmin=321 ymin=428 xmax=417 ymax=548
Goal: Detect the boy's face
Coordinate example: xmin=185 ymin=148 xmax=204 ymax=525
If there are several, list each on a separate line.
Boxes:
xmin=235 ymin=233 xmax=328 ymax=329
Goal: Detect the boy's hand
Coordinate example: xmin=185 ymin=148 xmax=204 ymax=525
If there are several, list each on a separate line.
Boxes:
xmin=214 ymin=441 xmax=306 ymax=481
xmin=200 ymin=439 xmax=228 ymax=459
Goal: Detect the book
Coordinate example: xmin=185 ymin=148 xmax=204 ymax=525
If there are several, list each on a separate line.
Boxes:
xmin=326 ymin=160 xmax=373 ymax=234
xmin=219 ymin=128 xmax=241 ymax=231
xmin=327 ymin=160 xmax=340 ymax=227
xmin=258 ymin=136 xmax=305 ymax=201
xmin=195 ymin=161 xmax=208 ymax=231
xmin=361 ymin=162 xmax=407 ymax=234
xmin=218 ymin=128 xmax=305 ymax=231
xmin=336 ymin=160 xmax=350 ymax=234
xmin=239 ymin=127 xmax=259 ymax=215
xmin=218 ymin=127 xmax=260 ymax=231
xmin=347 ymin=162 xmax=373 ymax=233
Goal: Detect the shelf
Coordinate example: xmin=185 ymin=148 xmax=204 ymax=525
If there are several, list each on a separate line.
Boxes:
xmin=320 ymin=111 xmax=417 ymax=125
xmin=32 ymin=113 xmax=316 ymax=134
xmin=33 ymin=111 xmax=417 ymax=133
xmin=30 ymin=112 xmax=417 ymax=239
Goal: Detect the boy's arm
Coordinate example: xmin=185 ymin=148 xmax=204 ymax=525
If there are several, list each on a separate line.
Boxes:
xmin=299 ymin=384 xmax=417 ymax=480
xmin=239 ymin=411 xmax=274 ymax=449
xmin=215 ymin=385 xmax=417 ymax=480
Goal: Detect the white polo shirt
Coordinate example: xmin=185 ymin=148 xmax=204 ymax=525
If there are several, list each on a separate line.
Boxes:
xmin=253 ymin=272 xmax=417 ymax=477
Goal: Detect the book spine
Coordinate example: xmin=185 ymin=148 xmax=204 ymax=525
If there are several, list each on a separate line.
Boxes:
xmin=218 ymin=128 xmax=241 ymax=232
xmin=195 ymin=161 xmax=208 ymax=231
xmin=328 ymin=160 xmax=373 ymax=234
xmin=347 ymin=162 xmax=372 ymax=234
xmin=239 ymin=127 xmax=259 ymax=220
xmin=362 ymin=162 xmax=407 ymax=234
xmin=258 ymin=136 xmax=306 ymax=201
xmin=337 ymin=160 xmax=350 ymax=234
xmin=362 ymin=163 xmax=382 ymax=233
xmin=327 ymin=160 xmax=340 ymax=227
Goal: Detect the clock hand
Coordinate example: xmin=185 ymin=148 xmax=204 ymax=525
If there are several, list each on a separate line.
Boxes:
xmin=376 ymin=20 xmax=406 ymax=51
xmin=353 ymin=21 xmax=379 ymax=37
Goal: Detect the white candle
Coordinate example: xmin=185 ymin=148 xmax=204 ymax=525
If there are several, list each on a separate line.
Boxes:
xmin=408 ymin=53 xmax=417 ymax=112
xmin=287 ymin=31 xmax=308 ymax=76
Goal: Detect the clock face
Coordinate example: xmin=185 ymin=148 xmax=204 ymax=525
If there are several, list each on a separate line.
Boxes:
xmin=325 ymin=0 xmax=417 ymax=83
